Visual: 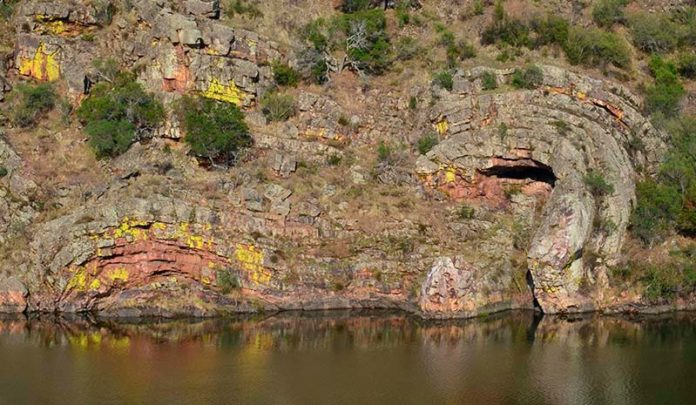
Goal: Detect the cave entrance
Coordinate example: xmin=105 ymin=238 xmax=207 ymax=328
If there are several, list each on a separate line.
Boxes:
xmin=479 ymin=162 xmax=557 ymax=186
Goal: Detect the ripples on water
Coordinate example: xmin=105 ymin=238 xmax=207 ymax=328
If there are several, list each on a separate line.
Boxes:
xmin=0 ymin=311 xmax=694 ymax=405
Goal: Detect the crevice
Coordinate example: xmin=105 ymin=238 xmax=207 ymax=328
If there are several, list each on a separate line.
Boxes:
xmin=526 ymin=269 xmax=543 ymax=312
xmin=479 ymin=161 xmax=557 ymax=186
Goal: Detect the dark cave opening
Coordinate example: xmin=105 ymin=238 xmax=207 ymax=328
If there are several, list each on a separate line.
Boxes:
xmin=479 ymin=163 xmax=557 ymax=186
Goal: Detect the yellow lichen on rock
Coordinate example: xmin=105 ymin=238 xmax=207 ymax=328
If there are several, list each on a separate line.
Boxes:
xmin=235 ymin=244 xmax=271 ymax=284
xmin=107 ymin=268 xmax=129 ymax=283
xmin=174 ymin=222 xmax=214 ymax=250
xmin=66 ymin=267 xmax=88 ymax=291
xmin=89 ymin=279 xmax=101 ymax=290
xmin=203 ymin=78 xmax=242 ymax=105
xmin=18 ymin=42 xmax=60 ymax=82
xmin=113 ymin=217 xmax=149 ymax=241
xmin=442 ymin=165 xmax=457 ymax=183
xmin=436 ymin=119 xmax=449 ymax=136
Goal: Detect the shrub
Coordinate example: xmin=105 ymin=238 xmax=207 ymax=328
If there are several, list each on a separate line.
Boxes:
xmin=481 ymin=71 xmax=498 ymax=90
xmin=216 ymin=269 xmax=241 ymax=294
xmin=339 ymin=0 xmax=371 ymax=13
xmin=336 ymin=9 xmax=392 ymax=74
xmin=224 ymin=0 xmax=262 ymax=19
xmin=592 ymin=0 xmax=629 ymax=28
xmin=396 ymin=36 xmax=421 ymax=61
xmin=13 ymin=83 xmax=57 ymax=128
xmin=677 ymin=53 xmax=696 ymax=79
xmin=628 ymin=12 xmax=680 ymax=53
xmin=645 ymin=55 xmax=685 ymax=117
xmin=563 ymin=27 xmax=631 ymax=68
xmin=297 ymin=48 xmax=329 ymax=84
xmin=417 ymin=133 xmax=438 ymax=155
xmin=377 ymin=141 xmax=392 ymax=162
xmin=76 ymin=72 xmax=164 ymax=158
xmin=446 ymin=40 xmax=476 ymax=67
xmin=432 ymin=70 xmax=454 ymax=91
xmin=260 ymin=92 xmax=295 ymax=122
xmin=584 ymin=171 xmax=615 ymax=197
xmin=511 ymin=65 xmax=543 ymax=89
xmin=642 ymin=264 xmax=680 ymax=302
xmin=0 ymin=166 xmax=7 ymax=178
xmin=481 ymin=1 xmax=530 ymax=48
xmin=271 ymin=61 xmax=300 ymax=87
xmin=85 ymin=120 xmax=137 ymax=158
xmin=472 ymin=0 xmax=484 ymax=16
xmin=530 ymin=15 xmax=569 ymax=48
xmin=177 ymin=96 xmax=252 ymax=166
xmin=458 ymin=204 xmax=475 ymax=220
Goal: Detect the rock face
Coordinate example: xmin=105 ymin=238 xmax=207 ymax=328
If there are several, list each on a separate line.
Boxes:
xmin=15 ymin=0 xmax=279 ymax=108
xmin=0 ymin=2 xmax=686 ymax=319
xmin=416 ymin=66 xmax=666 ymax=314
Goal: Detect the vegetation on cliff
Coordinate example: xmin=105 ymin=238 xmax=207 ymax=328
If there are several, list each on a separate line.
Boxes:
xmin=76 ymin=70 xmax=164 ymax=158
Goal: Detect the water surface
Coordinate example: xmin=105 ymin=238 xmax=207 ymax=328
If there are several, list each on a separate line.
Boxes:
xmin=0 ymin=311 xmax=694 ymax=405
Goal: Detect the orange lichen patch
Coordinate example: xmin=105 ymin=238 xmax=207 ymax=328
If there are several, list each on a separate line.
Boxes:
xmin=163 ymin=45 xmax=191 ymax=93
xmin=18 ymin=42 xmax=60 ymax=81
xmin=546 ymin=85 xmax=628 ymax=128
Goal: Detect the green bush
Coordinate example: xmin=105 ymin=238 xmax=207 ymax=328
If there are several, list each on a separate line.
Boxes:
xmin=177 ymin=96 xmax=252 ymax=166
xmin=481 ymin=1 xmax=530 ymax=48
xmin=76 ymin=72 xmax=164 ymax=158
xmin=337 ymin=9 xmax=392 ymax=74
xmin=271 ymin=61 xmax=300 ymax=87
xmin=631 ymin=118 xmax=696 ymax=243
xmin=339 ymin=0 xmax=371 ymax=13
xmin=530 ymin=15 xmax=569 ymax=48
xmin=396 ymin=36 xmax=421 ymax=61
xmin=563 ymin=27 xmax=631 ymax=68
xmin=216 ymin=269 xmax=241 ymax=293
xmin=481 ymin=71 xmax=498 ymax=90
xmin=511 ymin=65 xmax=543 ymax=89
xmin=0 ymin=166 xmax=7 ymax=178
xmin=417 ymin=133 xmax=438 ymax=155
xmin=645 ymin=55 xmax=685 ymax=117
xmin=628 ymin=12 xmax=680 ymax=53
xmin=642 ymin=264 xmax=680 ymax=302
xmin=472 ymin=0 xmax=484 ymax=16
xmin=432 ymin=70 xmax=454 ymax=91
xmin=13 ymin=83 xmax=57 ymax=128
xmin=632 ymin=181 xmax=682 ymax=244
xmin=677 ymin=53 xmax=696 ymax=79
xmin=592 ymin=0 xmax=629 ymax=28
xmin=86 ymin=120 xmax=138 ymax=158
xmin=377 ymin=141 xmax=392 ymax=162
xmin=584 ymin=171 xmax=615 ymax=197
xmin=260 ymin=92 xmax=295 ymax=122
xmin=458 ymin=204 xmax=475 ymax=220
xmin=224 ymin=0 xmax=262 ymax=19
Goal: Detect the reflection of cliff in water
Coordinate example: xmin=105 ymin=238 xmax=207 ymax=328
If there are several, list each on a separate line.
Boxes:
xmin=1 ymin=310 xmax=695 ymax=351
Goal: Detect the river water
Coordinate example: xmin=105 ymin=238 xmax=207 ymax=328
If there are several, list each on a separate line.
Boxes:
xmin=0 ymin=311 xmax=694 ymax=405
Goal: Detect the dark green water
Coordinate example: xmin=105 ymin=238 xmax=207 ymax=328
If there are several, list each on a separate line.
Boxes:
xmin=0 ymin=311 xmax=694 ymax=405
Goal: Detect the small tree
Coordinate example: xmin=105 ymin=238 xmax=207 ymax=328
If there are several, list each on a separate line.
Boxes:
xmin=178 ymin=96 xmax=252 ymax=166
xmin=511 ymin=65 xmax=543 ymax=89
xmin=76 ymin=72 xmax=164 ymax=158
xmin=13 ymin=83 xmax=57 ymax=128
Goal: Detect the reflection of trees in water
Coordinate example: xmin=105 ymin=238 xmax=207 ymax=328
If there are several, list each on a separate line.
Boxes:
xmin=1 ymin=311 xmax=695 ymax=352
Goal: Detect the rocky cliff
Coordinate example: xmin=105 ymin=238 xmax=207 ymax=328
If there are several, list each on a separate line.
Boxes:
xmin=0 ymin=0 xmax=694 ymax=318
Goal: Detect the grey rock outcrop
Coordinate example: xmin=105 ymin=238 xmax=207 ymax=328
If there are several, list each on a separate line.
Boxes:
xmin=417 ymin=65 xmax=666 ymax=314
